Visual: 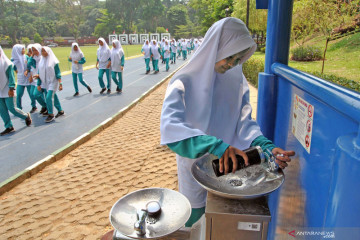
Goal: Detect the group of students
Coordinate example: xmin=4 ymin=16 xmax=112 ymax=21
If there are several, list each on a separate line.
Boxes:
xmin=0 ymin=37 xmax=126 ymax=136
xmin=141 ymin=38 xmax=202 ymax=74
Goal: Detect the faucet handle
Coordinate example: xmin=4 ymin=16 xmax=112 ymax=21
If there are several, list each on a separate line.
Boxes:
xmin=134 ymin=209 xmax=148 ymax=235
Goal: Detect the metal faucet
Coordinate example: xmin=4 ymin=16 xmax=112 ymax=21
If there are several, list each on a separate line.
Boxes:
xmin=134 ymin=209 xmax=148 ymax=235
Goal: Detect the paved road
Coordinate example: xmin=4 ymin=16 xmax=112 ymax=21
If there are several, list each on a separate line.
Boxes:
xmin=0 ymin=56 xmax=186 ymax=183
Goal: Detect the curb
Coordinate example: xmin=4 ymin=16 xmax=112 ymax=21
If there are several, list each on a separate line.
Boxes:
xmin=0 ymin=61 xmax=187 ymax=196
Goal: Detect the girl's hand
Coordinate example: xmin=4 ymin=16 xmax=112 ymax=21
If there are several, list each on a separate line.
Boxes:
xmin=69 ymin=57 xmax=72 ymax=61
xmin=59 ymin=84 xmax=63 ymax=91
xmin=33 ymin=74 xmax=39 ymax=79
xmin=121 ymin=66 xmax=124 ymax=71
xmin=24 ymin=70 xmax=28 ymax=77
xmin=219 ymin=146 xmax=249 ymax=174
xmin=74 ymin=60 xmax=78 ymax=64
xmin=8 ymin=89 xmax=14 ymax=97
xmin=271 ymin=147 xmax=295 ymax=169
xmin=37 ymin=86 xmax=41 ymax=92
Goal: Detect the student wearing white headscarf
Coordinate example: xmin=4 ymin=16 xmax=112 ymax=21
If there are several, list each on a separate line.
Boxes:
xmin=29 ymin=43 xmax=48 ymax=115
xmin=181 ymin=39 xmax=187 ymax=60
xmin=34 ymin=46 xmax=64 ymax=123
xmin=110 ymin=40 xmax=125 ymax=93
xmin=160 ymin=17 xmax=295 ymax=227
xmin=25 ymin=44 xmax=38 ymax=113
xmin=186 ymin=39 xmax=192 ymax=55
xmin=177 ymin=40 xmax=182 ymax=59
xmin=141 ymin=39 xmax=151 ymax=74
xmin=170 ymin=39 xmax=177 ymax=64
xmin=69 ymin=43 xmax=92 ymax=96
xmin=150 ymin=40 xmax=161 ymax=74
xmin=96 ymin=38 xmax=112 ymax=94
xmin=11 ymin=44 xmax=34 ymax=111
xmin=160 ymin=38 xmax=166 ymax=64
xmin=193 ymin=39 xmax=200 ymax=53
xmin=163 ymin=40 xmax=171 ymax=71
xmin=0 ymin=46 xmax=32 ymax=135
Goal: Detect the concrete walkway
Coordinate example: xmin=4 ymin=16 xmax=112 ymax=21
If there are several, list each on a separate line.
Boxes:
xmin=0 ymin=77 xmax=259 ymax=239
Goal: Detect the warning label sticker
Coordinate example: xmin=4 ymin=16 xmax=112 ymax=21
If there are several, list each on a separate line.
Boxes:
xmin=292 ymin=94 xmax=314 ymax=153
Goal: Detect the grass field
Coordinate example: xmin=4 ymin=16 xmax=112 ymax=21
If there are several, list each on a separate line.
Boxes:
xmin=3 ymin=44 xmax=142 ymax=73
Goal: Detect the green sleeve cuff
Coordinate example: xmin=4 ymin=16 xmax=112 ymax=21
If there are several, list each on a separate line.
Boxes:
xmin=250 ymin=135 xmax=277 ymax=153
xmin=167 ymin=135 xmax=229 ymax=159
xmin=121 ymin=55 xmax=125 ymax=66
xmin=37 ymin=79 xmax=42 ymax=86
xmin=6 ymin=65 xmax=16 ymax=88
xmin=78 ymin=57 xmax=86 ymax=64
xmin=68 ymin=58 xmax=72 ymax=62
xmin=54 ymin=64 xmax=61 ymax=79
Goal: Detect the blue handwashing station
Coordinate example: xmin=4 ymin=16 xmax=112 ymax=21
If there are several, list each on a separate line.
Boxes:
xmin=107 ymin=1 xmax=360 ymax=239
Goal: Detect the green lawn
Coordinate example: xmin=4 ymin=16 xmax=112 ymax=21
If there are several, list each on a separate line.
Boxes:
xmin=3 ymin=44 xmax=142 ymax=73
xmin=251 ymin=32 xmax=360 ymax=83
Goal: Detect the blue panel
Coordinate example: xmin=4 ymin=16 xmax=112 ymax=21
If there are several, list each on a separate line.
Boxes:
xmin=256 ymin=0 xmax=268 ymax=9
xmin=271 ymin=64 xmax=360 ymax=231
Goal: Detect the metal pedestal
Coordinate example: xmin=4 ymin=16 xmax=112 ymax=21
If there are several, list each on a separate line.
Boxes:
xmin=205 ymin=192 xmax=271 ymax=240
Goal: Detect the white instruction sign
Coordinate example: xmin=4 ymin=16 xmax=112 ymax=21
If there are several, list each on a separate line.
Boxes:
xmin=292 ymin=94 xmax=314 ymax=153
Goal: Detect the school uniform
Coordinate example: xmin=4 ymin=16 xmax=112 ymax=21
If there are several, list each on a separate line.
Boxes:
xmin=37 ymin=46 xmax=64 ymax=122
xmin=0 ymin=46 xmax=31 ymax=135
xmin=31 ymin=43 xmax=48 ymax=113
xmin=25 ymin=44 xmax=38 ymax=112
xmin=160 ymin=18 xmax=273 ymax=226
xmin=177 ymin=40 xmax=182 ymax=58
xmin=141 ymin=40 xmax=151 ymax=74
xmin=97 ymin=38 xmax=111 ymax=93
xmin=163 ymin=41 xmax=170 ymax=71
xmin=181 ymin=40 xmax=187 ymax=60
xmin=69 ymin=43 xmax=91 ymax=96
xmin=11 ymin=44 xmax=34 ymax=111
xmin=150 ymin=40 xmax=161 ymax=73
xmin=110 ymin=40 xmax=125 ymax=93
xmin=170 ymin=41 xmax=177 ymax=64
xmin=160 ymin=39 xmax=165 ymax=64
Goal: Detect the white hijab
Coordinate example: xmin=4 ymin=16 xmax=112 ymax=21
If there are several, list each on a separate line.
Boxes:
xmin=11 ymin=44 xmax=26 ymax=73
xmin=32 ymin=43 xmax=42 ymax=65
xmin=38 ymin=46 xmax=59 ymax=84
xmin=110 ymin=40 xmax=124 ymax=68
xmin=27 ymin=44 xmax=33 ymax=55
xmin=70 ymin=42 xmax=84 ymax=61
xmin=0 ymin=46 xmax=13 ymax=90
xmin=160 ymin=17 xmax=261 ymax=150
xmin=143 ymin=39 xmax=150 ymax=50
xmin=97 ymin=37 xmax=111 ymax=62
xmin=150 ymin=40 xmax=160 ymax=60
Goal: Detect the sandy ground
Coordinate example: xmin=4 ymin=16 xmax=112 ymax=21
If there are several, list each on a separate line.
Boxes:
xmin=0 ymin=79 xmax=259 ymax=239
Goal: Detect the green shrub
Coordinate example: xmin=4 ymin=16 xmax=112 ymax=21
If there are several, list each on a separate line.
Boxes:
xmin=243 ymin=58 xmax=265 ymax=88
xmin=291 ymin=45 xmax=322 ymax=61
xmin=310 ymin=71 xmax=360 ymax=92
xmin=260 ymin=47 xmax=266 ymax=53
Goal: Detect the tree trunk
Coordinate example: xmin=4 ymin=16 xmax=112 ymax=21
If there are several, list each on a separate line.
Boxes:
xmin=246 ymin=0 xmax=250 ymax=28
xmin=321 ymin=37 xmax=330 ymax=74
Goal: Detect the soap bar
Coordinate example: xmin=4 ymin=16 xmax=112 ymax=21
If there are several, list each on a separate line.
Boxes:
xmin=212 ymin=147 xmax=263 ymax=177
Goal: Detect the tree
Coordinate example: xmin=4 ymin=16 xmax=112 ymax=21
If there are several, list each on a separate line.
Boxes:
xmin=156 ymin=27 xmax=167 ymax=33
xmin=167 ymin=4 xmax=189 ymax=35
xmin=21 ymin=37 xmax=31 ymax=46
xmin=291 ymin=0 xmax=315 ymax=46
xmin=34 ymin=33 xmax=43 ymax=44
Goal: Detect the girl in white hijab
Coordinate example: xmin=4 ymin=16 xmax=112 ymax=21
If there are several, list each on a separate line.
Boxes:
xmin=34 ymin=46 xmax=64 ymax=123
xmin=96 ymin=38 xmax=112 ymax=94
xmin=170 ymin=39 xmax=177 ymax=64
xmin=0 ymin=46 xmax=31 ymax=135
xmin=150 ymin=40 xmax=161 ymax=74
xmin=30 ymin=43 xmax=48 ymax=115
xmin=69 ymin=43 xmax=92 ymax=96
xmin=163 ymin=40 xmax=171 ymax=71
xmin=24 ymin=44 xmax=38 ymax=113
xmin=11 ymin=44 xmax=34 ymax=111
xmin=141 ymin=39 xmax=151 ymax=74
xmin=181 ymin=39 xmax=187 ymax=60
xmin=110 ymin=40 xmax=125 ymax=93
xmin=160 ymin=17 xmax=295 ymax=227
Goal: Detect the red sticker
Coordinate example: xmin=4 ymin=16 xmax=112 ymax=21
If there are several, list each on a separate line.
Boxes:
xmin=306 ymin=120 xmax=312 ymax=132
xmin=308 ymin=105 xmax=313 ymax=118
xmin=305 ymin=135 xmax=310 ymax=148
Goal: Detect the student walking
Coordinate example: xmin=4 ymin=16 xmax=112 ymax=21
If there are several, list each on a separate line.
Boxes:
xmin=170 ymin=39 xmax=177 ymax=64
xmin=163 ymin=40 xmax=170 ymax=71
xmin=69 ymin=43 xmax=92 ymax=96
xmin=141 ymin=39 xmax=151 ymax=74
xmin=96 ymin=38 xmax=111 ymax=94
xmin=150 ymin=40 xmax=161 ymax=74
xmin=11 ymin=44 xmax=34 ymax=111
xmin=0 ymin=46 xmax=32 ymax=136
xmin=25 ymin=44 xmax=38 ymax=113
xmin=110 ymin=40 xmax=125 ymax=93
xmin=181 ymin=39 xmax=187 ymax=60
xmin=34 ymin=47 xmax=64 ymax=123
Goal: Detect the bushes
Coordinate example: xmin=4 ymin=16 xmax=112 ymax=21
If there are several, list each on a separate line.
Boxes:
xmin=310 ymin=71 xmax=360 ymax=92
xmin=243 ymin=58 xmax=265 ymax=88
xmin=291 ymin=45 xmax=322 ymax=61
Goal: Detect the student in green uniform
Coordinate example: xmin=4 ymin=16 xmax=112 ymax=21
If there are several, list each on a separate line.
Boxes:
xmin=33 ymin=47 xmax=64 ymax=123
xmin=69 ymin=43 xmax=92 ymax=96
xmin=110 ymin=40 xmax=125 ymax=93
xmin=11 ymin=44 xmax=34 ymax=112
xmin=141 ymin=40 xmax=151 ymax=74
xmin=96 ymin=38 xmax=112 ymax=94
xmin=150 ymin=40 xmax=161 ymax=74
xmin=163 ymin=40 xmax=170 ymax=71
xmin=0 ymin=46 xmax=32 ymax=136
xmin=25 ymin=44 xmax=38 ymax=113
